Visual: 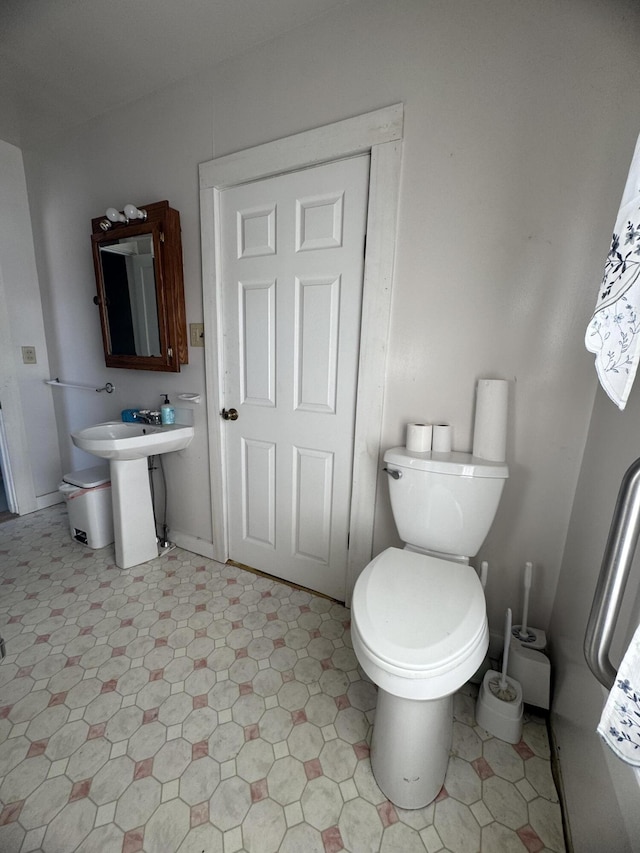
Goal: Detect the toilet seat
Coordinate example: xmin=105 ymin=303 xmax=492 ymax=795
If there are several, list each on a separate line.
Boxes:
xmin=351 ymin=547 xmax=488 ymax=700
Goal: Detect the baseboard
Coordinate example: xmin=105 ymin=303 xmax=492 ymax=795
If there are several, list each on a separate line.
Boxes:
xmin=170 ymin=529 xmax=216 ymax=560
xmin=36 ymin=492 xmax=64 ymax=510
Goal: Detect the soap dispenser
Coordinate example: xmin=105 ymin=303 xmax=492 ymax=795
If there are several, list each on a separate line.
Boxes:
xmin=161 ymin=394 xmax=175 ymax=425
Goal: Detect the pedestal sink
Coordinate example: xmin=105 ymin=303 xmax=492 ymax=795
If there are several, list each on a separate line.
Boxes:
xmin=71 ymin=421 xmax=194 ymax=569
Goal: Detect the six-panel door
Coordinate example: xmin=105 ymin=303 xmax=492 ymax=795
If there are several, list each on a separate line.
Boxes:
xmin=220 ymin=155 xmax=370 ymax=600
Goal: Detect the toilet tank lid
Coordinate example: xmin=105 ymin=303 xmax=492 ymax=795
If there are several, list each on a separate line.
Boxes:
xmin=383 ymin=447 xmax=509 ymax=479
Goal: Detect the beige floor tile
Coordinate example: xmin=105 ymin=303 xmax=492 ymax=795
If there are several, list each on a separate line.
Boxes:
xmin=0 ymin=506 xmax=566 ymax=853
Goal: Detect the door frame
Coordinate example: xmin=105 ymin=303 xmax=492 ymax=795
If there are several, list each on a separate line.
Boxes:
xmin=0 ymin=264 xmax=38 ymax=516
xmin=199 ymin=103 xmax=403 ymax=602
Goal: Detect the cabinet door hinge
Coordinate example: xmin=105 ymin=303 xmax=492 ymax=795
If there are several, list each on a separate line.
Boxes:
xmin=167 ymin=347 xmax=173 ymax=358
xmin=160 ymin=231 xmax=165 ymax=243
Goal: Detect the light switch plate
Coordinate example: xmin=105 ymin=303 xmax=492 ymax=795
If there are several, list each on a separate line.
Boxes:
xmin=190 ymin=323 xmax=204 ymax=347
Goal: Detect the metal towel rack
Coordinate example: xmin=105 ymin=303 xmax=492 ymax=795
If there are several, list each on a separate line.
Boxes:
xmin=45 ymin=378 xmax=114 ymax=393
xmin=584 ymin=456 xmax=640 ymax=690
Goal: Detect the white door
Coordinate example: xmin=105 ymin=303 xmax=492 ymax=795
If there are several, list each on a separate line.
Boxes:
xmin=220 ymin=155 xmax=370 ymax=599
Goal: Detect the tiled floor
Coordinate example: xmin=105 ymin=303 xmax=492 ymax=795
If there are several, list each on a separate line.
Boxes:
xmin=0 ymin=505 xmax=566 ymax=853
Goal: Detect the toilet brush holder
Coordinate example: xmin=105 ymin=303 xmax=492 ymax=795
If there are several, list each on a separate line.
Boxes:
xmin=511 ymin=625 xmax=547 ymax=651
xmin=508 ymin=638 xmax=551 ymax=709
xmin=475 ymin=669 xmax=523 ymax=744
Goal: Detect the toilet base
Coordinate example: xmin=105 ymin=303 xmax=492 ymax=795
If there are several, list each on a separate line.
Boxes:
xmin=371 ymin=688 xmax=452 ymax=809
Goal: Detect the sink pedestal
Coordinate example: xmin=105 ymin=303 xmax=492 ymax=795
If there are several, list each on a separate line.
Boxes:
xmin=110 ymin=458 xmax=158 ymax=569
xmin=70 ymin=421 xmax=194 ymax=570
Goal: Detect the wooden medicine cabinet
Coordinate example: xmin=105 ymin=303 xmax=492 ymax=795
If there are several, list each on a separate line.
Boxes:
xmin=91 ymin=200 xmax=188 ymax=372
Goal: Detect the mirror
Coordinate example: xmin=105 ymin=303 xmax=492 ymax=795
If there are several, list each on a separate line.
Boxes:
xmin=99 ymin=234 xmax=160 ymax=357
xmin=91 ymin=200 xmax=188 ymax=372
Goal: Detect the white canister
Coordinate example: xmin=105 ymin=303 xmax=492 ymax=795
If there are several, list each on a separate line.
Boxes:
xmin=472 ymin=379 xmax=508 ymax=462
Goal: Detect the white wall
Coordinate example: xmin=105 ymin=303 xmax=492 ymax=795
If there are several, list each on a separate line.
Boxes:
xmin=206 ymin=0 xmax=640 ymax=632
xmin=24 ymin=74 xmax=216 ymax=550
xmin=20 ymin=0 xmax=640 ymax=628
xmin=0 ymin=139 xmax=61 ymax=510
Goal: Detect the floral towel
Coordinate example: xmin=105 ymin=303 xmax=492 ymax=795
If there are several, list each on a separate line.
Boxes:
xmin=585 ymin=132 xmax=640 ymax=410
xmin=597 ymin=621 xmax=640 ymax=766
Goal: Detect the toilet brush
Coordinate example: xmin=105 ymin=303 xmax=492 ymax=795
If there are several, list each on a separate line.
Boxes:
xmin=513 ymin=561 xmax=536 ymax=643
xmin=476 ymin=606 xmax=524 ymax=742
xmin=488 ymin=608 xmax=518 ymax=702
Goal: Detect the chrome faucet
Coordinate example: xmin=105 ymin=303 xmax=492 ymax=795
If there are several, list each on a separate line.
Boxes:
xmin=135 ymin=410 xmax=162 ymax=426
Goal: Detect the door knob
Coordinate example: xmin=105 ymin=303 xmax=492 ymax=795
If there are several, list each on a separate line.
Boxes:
xmin=221 ymin=408 xmax=239 ymax=421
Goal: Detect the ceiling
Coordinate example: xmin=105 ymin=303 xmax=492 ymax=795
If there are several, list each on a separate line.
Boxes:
xmin=0 ymin=0 xmax=351 ymax=148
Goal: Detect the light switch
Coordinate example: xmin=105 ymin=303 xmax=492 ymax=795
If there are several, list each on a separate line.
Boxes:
xmin=190 ymin=323 xmax=204 ymax=347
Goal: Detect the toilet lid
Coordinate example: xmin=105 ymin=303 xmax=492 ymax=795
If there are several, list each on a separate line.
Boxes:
xmin=352 ymin=547 xmax=487 ymax=675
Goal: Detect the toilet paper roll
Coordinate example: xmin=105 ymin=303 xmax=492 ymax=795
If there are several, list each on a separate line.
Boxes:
xmin=432 ymin=424 xmax=452 ymax=453
xmin=406 ymin=423 xmax=432 ymax=453
xmin=473 ymin=379 xmax=508 ymax=461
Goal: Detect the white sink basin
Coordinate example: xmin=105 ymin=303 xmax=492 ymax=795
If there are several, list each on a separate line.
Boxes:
xmin=71 ymin=420 xmax=194 ymax=460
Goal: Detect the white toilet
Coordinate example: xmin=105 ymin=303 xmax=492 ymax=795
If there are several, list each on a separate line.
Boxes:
xmin=351 ymin=446 xmax=508 ymax=808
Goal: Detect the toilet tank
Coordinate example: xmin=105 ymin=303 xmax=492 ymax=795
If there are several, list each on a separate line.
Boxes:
xmin=383 ymin=447 xmax=508 ymax=558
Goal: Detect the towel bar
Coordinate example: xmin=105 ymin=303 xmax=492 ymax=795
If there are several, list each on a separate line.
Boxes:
xmin=584 ymin=456 xmax=640 ymax=689
xmin=45 ymin=379 xmax=114 ymax=393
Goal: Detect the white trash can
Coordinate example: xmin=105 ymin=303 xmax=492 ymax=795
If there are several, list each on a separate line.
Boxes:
xmin=59 ymin=465 xmax=114 ymax=549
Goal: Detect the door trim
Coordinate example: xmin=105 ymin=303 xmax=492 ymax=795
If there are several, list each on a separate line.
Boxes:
xmin=0 ymin=265 xmax=38 ymax=516
xmin=199 ymin=103 xmax=403 ymax=602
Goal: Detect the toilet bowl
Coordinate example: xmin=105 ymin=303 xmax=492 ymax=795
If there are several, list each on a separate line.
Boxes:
xmin=351 ymin=446 xmax=508 ymax=808
xmin=352 ymin=549 xmax=488 ymax=701
xmin=352 ymin=547 xmax=488 ymax=808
